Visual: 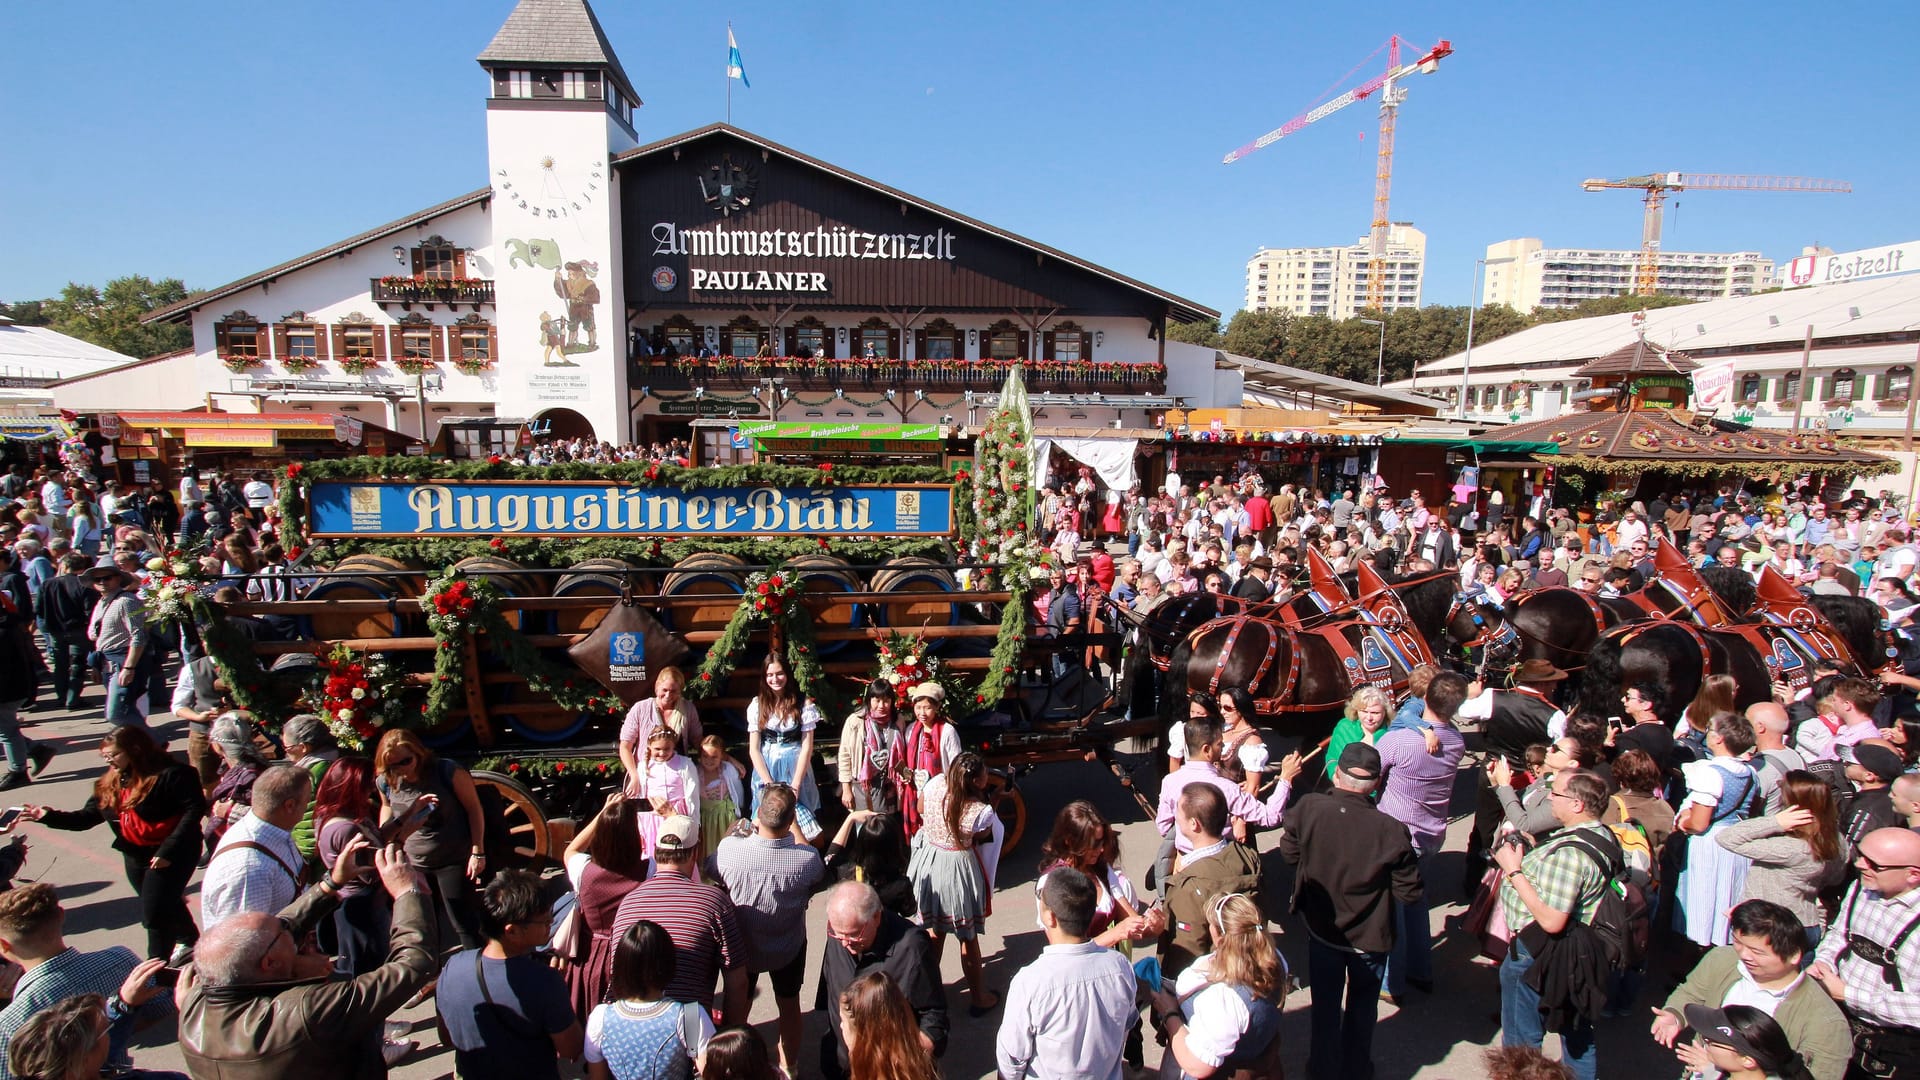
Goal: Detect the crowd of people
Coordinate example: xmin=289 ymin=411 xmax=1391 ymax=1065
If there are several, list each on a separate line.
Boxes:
xmin=507 ymin=440 xmax=693 ymax=469
xmin=10 ymin=446 xmax=1920 ymax=1079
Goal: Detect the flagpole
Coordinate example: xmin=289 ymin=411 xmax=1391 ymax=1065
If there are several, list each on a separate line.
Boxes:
xmin=725 ymin=22 xmax=732 ymax=124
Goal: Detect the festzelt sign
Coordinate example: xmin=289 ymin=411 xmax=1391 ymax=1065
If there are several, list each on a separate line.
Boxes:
xmin=307 ymin=481 xmax=953 ymax=538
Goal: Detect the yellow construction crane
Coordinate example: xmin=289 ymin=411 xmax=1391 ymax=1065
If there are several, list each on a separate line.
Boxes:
xmin=1225 ymin=36 xmax=1452 ymax=312
xmin=1580 ymin=172 xmax=1852 ymax=296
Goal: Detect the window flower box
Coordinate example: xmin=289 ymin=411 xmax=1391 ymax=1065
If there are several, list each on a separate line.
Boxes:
xmin=219 ymin=354 xmax=261 ymax=374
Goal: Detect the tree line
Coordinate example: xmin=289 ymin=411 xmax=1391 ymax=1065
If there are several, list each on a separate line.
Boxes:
xmin=1167 ymin=293 xmax=1695 ymax=386
xmin=2 ymin=275 xmax=194 ymax=361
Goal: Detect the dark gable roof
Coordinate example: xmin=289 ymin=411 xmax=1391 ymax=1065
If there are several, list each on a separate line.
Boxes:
xmin=476 ymin=0 xmax=638 ymax=104
xmin=614 ymin=124 xmax=1218 ymax=324
xmin=1572 ymin=338 xmax=1698 ymax=378
xmin=142 ymin=188 xmax=490 ymax=325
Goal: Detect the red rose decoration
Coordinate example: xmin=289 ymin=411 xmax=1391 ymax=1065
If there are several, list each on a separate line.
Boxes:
xmin=701 ymin=672 xmax=712 ymax=681
xmin=757 ymin=583 xmax=770 ymax=595
xmin=554 ymin=763 xmax=567 ymax=773
xmin=488 ymin=537 xmax=505 ymax=550
xmin=507 ymin=763 xmax=521 ymax=773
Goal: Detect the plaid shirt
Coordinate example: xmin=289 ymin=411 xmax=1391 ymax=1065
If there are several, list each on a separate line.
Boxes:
xmin=200 ymin=813 xmax=303 ymax=921
xmin=1501 ymin=820 xmax=1611 ymax=935
xmin=1813 ymin=881 xmax=1920 ymax=1029
xmin=0 ymin=945 xmax=164 ymax=1080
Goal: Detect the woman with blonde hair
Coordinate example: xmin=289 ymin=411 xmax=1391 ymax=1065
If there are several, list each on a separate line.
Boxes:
xmin=373 ymin=728 xmax=488 ymax=951
xmin=837 ymin=972 xmax=938 ymax=1080
xmin=1152 ymin=893 xmax=1286 ymax=1080
xmin=1324 ymin=686 xmax=1393 ymax=781
xmin=620 ymin=666 xmax=703 ymax=795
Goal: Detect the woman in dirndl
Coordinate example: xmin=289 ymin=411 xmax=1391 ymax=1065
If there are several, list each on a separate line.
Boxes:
xmin=1673 ymin=713 xmax=1759 ymax=947
xmin=906 ymin=751 xmax=998 ymax=1012
xmin=746 ymin=654 xmax=822 ymax=841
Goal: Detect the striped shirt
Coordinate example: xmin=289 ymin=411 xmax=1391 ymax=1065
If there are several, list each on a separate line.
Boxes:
xmin=610 ymin=871 xmax=746 ymax=1009
xmin=247 ymin=562 xmax=301 ymax=602
xmin=712 ymin=833 xmax=824 ymax=971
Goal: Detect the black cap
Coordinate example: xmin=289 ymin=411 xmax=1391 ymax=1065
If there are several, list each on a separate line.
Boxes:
xmin=1337 ymin=741 xmax=1382 ymax=781
xmin=1850 ymin=743 xmax=1907 ymax=783
xmin=1683 ymin=1004 xmax=1766 ymax=1060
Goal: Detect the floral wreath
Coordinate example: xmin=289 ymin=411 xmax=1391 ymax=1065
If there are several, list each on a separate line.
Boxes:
xmin=140 ymin=549 xmax=213 ymax=627
xmin=309 ymin=644 xmax=411 ymax=751
xmin=688 ymin=563 xmax=834 ymax=713
xmin=420 ymin=569 xmax=497 ymax=637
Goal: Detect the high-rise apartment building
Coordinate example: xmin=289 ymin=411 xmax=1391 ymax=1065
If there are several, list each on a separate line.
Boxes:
xmin=1480 ymin=238 xmax=1773 ymax=311
xmin=1244 ymin=224 xmax=1426 ymax=320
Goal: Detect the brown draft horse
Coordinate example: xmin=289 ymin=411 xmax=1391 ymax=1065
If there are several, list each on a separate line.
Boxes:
xmin=1157 ymin=560 xmax=1457 ymax=738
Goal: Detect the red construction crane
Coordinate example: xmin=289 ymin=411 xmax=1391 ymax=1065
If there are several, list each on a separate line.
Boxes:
xmin=1580 ymin=172 xmax=1853 ymax=296
xmin=1224 ymin=36 xmax=1453 ymax=312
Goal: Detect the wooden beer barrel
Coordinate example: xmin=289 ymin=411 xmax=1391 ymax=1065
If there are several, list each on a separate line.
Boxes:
xmin=781 ymin=554 xmax=862 ymax=656
xmin=452 ymin=556 xmax=545 ymax=632
xmin=552 ymin=558 xmax=638 ymax=635
xmin=659 ymin=553 xmax=747 ymax=633
xmin=869 ymin=556 xmax=960 ymax=647
xmin=305 ymin=555 xmax=422 ymax=641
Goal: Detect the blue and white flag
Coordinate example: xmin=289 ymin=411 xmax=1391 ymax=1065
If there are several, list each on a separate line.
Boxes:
xmin=727 ymin=27 xmax=750 ymax=88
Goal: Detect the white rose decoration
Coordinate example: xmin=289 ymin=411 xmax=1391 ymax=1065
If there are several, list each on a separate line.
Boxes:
xmin=172 ymin=561 xmax=191 ymax=576
xmin=146 ymin=557 xmax=165 ymax=572
xmin=350 ymin=688 xmax=366 ymax=700
xmin=336 ymin=707 xmax=354 ymax=721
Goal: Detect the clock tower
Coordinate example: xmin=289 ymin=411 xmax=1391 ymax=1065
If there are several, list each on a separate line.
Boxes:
xmin=478 ymin=0 xmax=641 ymax=443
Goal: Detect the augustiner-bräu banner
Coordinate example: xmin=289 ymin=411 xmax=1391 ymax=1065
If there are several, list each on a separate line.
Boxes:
xmin=306 ymin=481 xmax=954 ymax=538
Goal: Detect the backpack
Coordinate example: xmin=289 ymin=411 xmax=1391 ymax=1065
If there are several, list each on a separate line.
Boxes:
xmin=1555 ymin=828 xmax=1650 ymax=973
xmin=1606 ymin=796 xmax=1657 ymax=891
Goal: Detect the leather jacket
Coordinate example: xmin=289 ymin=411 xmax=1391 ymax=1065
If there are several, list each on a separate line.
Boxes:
xmin=178 ymin=884 xmax=435 ymax=1079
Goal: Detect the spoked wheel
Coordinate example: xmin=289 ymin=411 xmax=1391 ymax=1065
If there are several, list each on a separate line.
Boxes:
xmin=471 ymin=770 xmax=551 ymax=868
xmin=985 ymin=767 xmax=1027 ymax=853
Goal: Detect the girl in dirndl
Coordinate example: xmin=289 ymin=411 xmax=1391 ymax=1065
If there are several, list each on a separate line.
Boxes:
xmin=634 ymin=729 xmax=696 ymax=859
xmin=1673 ymin=713 xmax=1759 ymax=947
xmin=747 ymin=654 xmax=822 ymax=841
xmin=694 ymin=735 xmax=746 ymax=857
xmin=906 ymin=751 xmax=999 ymax=1012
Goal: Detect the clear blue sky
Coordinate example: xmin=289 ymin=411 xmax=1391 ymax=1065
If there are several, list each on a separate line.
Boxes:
xmin=3 ymin=1 xmax=1914 ymax=319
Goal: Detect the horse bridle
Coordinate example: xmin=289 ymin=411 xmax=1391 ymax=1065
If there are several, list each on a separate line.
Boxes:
xmin=1447 ymin=593 xmax=1521 ymax=658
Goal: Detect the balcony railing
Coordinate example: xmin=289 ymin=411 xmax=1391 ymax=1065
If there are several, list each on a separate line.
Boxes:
xmin=369 ymin=276 xmax=495 ymax=310
xmin=631 ymin=356 xmax=1167 ymax=395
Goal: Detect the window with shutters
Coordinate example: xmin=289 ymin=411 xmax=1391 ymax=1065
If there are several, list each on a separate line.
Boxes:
xmin=1739 ymin=373 xmax=1761 ymax=402
xmin=341 ymin=326 xmax=376 ymax=360
xmin=722 ymin=316 xmax=765 ymax=358
xmin=459 ymin=325 xmax=492 ymax=362
xmin=920 ymin=319 xmax=958 ymax=360
xmin=792 ymin=321 xmax=827 ymax=358
xmin=1777 ymin=371 xmax=1801 ymax=402
xmin=402 ymin=326 xmax=434 ymax=362
xmin=562 ymin=72 xmax=587 ymax=99
xmin=1830 ymin=369 xmax=1858 ymax=401
xmin=220 ymin=320 xmax=261 ymax=359
xmin=859 ymin=327 xmax=891 ymax=358
xmin=1887 ymin=367 xmax=1913 ymax=400
xmin=1048 ymin=322 xmax=1088 ymax=363
xmin=508 ymin=71 xmax=532 ymax=98
xmin=414 ymin=243 xmax=459 ymax=281
xmin=985 ymin=320 xmax=1025 ymax=361
xmin=285 ymin=328 xmax=317 ymax=360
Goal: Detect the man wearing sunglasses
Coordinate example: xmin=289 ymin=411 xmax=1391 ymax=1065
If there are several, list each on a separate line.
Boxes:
xmin=1810 ymin=827 xmax=1920 ymax=1079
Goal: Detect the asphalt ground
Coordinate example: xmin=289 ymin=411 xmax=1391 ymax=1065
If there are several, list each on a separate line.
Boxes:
xmin=13 ymin=688 xmax=1692 ymax=1079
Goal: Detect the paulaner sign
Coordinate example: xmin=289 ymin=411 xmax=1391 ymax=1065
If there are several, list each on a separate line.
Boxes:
xmin=308 ymin=481 xmax=953 ymax=538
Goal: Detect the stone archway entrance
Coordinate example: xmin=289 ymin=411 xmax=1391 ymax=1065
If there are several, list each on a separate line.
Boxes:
xmin=533 ymin=407 xmax=595 ymax=442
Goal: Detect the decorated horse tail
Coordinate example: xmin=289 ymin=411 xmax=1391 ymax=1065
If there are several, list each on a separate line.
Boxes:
xmin=1578 ymin=629 xmax=1628 ymax=721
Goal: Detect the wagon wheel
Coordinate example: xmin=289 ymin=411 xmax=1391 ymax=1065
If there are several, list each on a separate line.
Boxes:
xmin=985 ymin=769 xmax=1027 ymax=854
xmin=471 ymin=770 xmax=551 ymax=868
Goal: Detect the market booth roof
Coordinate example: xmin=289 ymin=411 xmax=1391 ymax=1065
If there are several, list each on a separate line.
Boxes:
xmin=108 ymin=411 xmax=421 ymax=451
xmin=1482 ymin=407 xmax=1894 ymax=478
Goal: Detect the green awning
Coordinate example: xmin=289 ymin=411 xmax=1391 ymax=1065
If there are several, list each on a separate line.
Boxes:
xmin=741 ymin=421 xmax=941 ymax=441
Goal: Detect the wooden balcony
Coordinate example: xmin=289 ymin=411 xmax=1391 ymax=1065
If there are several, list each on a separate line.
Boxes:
xmin=629 ymin=357 xmax=1167 ymax=396
xmin=369 ymin=277 xmax=495 ymax=311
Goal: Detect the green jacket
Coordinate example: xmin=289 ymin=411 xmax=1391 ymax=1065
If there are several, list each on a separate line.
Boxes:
xmin=1159 ymin=839 xmax=1265 ymax=980
xmin=1660 ymin=944 xmax=1850 ymax=1080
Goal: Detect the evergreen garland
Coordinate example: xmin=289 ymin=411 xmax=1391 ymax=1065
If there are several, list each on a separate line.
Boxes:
xmin=474 ymin=755 xmax=624 ymax=782
xmin=1542 ymin=452 xmax=1898 ymax=480
xmin=190 ymin=595 xmax=300 ymax=718
xmin=686 ymin=565 xmax=843 ymax=718
xmin=976 ymin=587 xmax=1029 ymax=710
xmin=304 ymin=534 xmax=954 ymax=571
xmin=962 ymin=366 xmax=1038 ymax=591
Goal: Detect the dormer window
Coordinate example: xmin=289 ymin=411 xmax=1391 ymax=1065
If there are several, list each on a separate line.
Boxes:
xmin=412 ymin=239 xmax=463 ymax=281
